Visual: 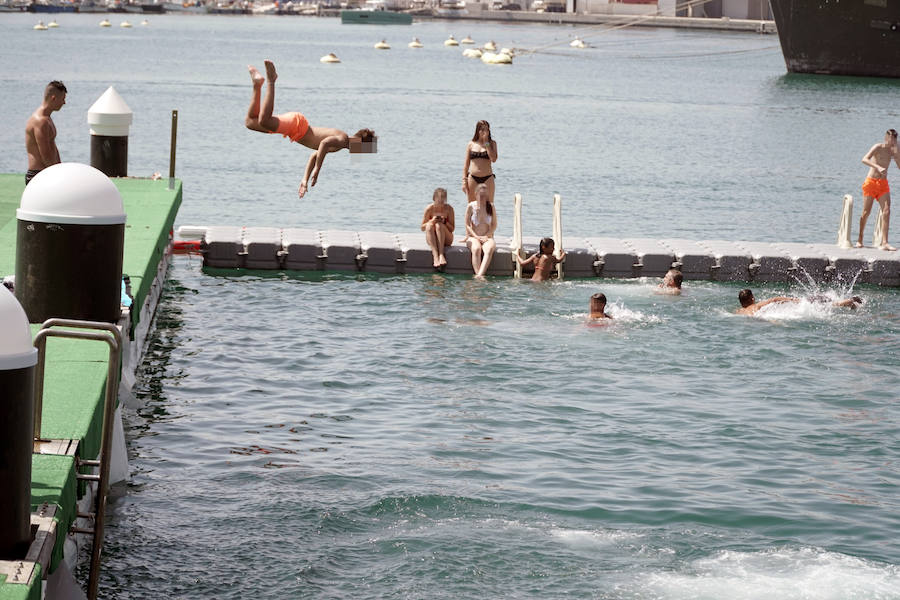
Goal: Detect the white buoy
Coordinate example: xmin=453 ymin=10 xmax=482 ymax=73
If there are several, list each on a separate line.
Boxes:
xmin=120 ymin=21 xmax=132 ymax=28
xmin=320 ymin=53 xmax=341 ymax=63
xmin=100 ymin=19 xmax=111 ymax=27
xmin=33 ymin=21 xmax=48 ymax=30
xmin=481 ymin=51 xmax=512 ymax=64
xmin=570 ymin=37 xmax=586 ymax=48
xmin=140 ymin=19 xmax=149 ymax=26
xmin=484 ymin=40 xmax=497 ymax=51
xmin=837 ymin=194 xmax=853 ymax=249
xmin=374 ymin=39 xmax=390 ymax=50
xmin=444 ymin=35 xmax=459 ymax=47
xmin=461 ymin=35 xmax=474 ymax=44
xmin=408 ymin=37 xmax=423 ymax=48
xmin=462 ymin=48 xmax=482 ymax=59
xmin=48 ymin=20 xmax=59 ymax=28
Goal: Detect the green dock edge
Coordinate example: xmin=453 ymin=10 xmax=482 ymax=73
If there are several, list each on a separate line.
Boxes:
xmin=0 ymin=173 xmax=181 ymax=595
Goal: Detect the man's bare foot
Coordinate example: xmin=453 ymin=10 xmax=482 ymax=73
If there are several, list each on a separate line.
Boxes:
xmin=879 ymin=243 xmax=897 ymax=251
xmin=854 ymin=241 xmax=864 ymax=248
xmin=264 ymin=60 xmax=277 ymax=82
xmin=298 ymin=182 xmax=307 ymax=199
xmin=248 ymin=65 xmax=264 ymax=87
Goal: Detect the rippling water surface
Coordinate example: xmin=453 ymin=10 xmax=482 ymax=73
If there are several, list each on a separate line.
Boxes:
xmin=1 ymin=12 xmax=898 ymax=599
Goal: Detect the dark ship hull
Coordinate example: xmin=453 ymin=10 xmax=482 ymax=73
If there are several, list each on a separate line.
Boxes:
xmin=769 ymin=0 xmax=900 ymax=78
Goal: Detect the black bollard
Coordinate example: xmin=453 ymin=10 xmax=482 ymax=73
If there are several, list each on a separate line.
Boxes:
xmin=15 ymin=163 xmax=126 ymax=324
xmin=0 ymin=287 xmax=37 ymax=560
xmin=87 ymin=86 xmax=133 ymax=178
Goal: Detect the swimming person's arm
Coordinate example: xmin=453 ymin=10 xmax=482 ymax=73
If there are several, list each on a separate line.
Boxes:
xmin=309 ymin=135 xmax=344 ymax=187
xmin=298 ymin=152 xmax=317 ymax=199
xmin=516 ymin=253 xmax=536 ymax=266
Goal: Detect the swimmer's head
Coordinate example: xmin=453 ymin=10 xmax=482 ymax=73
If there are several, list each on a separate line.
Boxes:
xmin=590 ymin=293 xmax=607 ymax=311
xmin=663 ymin=269 xmax=683 ymax=288
xmin=433 ymin=187 xmax=447 ymax=204
xmin=352 ymin=128 xmax=376 ymax=142
xmin=738 ymin=288 xmax=755 ymax=307
xmin=539 ymin=237 xmax=554 ymax=255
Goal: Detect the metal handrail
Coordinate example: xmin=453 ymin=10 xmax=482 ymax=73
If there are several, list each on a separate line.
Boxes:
xmin=32 ymin=318 xmax=122 ymax=600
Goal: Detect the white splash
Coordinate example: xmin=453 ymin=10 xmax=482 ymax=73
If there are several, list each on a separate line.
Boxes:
xmin=631 ymin=546 xmax=900 ymax=600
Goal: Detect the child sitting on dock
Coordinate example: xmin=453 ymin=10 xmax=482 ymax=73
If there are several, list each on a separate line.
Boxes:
xmin=515 ymin=237 xmax=566 ymax=281
xmin=244 ymin=60 xmax=375 ymax=199
xmin=421 ymin=187 xmax=455 ymax=269
xmin=588 ymin=293 xmax=613 ymax=321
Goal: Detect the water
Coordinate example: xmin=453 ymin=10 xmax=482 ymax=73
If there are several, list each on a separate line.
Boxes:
xmin=2 ymin=13 xmax=899 ymax=599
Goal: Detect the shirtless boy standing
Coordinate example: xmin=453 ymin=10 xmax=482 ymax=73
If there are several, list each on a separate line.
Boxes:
xmin=858 ymin=128 xmax=900 ymax=251
xmin=25 ymin=81 xmax=67 ymax=186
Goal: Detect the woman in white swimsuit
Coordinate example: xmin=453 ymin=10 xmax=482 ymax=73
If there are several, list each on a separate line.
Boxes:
xmin=464 ymin=184 xmax=497 ymax=278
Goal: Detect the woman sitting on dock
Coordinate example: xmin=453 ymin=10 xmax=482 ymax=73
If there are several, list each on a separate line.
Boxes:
xmin=421 ymin=187 xmax=455 ymax=269
xmin=245 ymin=60 xmax=375 ymax=199
xmin=464 ymin=184 xmax=497 ymax=278
xmin=462 ymin=120 xmax=498 ymax=205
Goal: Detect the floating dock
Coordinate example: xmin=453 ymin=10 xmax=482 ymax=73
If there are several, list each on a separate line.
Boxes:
xmin=0 ymin=174 xmax=181 ymax=599
xmin=182 ymin=225 xmax=900 ymax=287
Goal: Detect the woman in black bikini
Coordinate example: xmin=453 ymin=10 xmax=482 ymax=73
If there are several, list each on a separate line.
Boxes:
xmin=462 ymin=120 xmax=498 ymax=205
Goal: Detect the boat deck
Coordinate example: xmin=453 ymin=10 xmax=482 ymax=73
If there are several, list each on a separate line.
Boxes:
xmin=0 ymin=174 xmax=181 ymax=599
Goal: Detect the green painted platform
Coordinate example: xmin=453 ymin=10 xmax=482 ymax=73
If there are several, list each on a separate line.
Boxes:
xmin=0 ymin=173 xmax=181 ymax=597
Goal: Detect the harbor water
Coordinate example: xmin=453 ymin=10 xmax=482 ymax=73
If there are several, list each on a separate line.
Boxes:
xmin=2 ymin=13 xmax=899 ymax=598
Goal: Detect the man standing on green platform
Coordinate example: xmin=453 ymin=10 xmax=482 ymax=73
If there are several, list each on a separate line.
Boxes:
xmin=25 ymin=80 xmax=66 ymax=186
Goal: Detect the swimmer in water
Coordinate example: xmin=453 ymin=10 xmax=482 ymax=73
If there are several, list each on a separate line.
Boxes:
xmin=515 ymin=237 xmax=566 ymax=281
xmin=244 ymin=60 xmax=375 ymax=199
xmin=589 ymin=292 xmax=613 ymax=321
xmin=657 ymin=268 xmax=683 ymax=295
xmin=736 ymin=289 xmax=863 ymax=316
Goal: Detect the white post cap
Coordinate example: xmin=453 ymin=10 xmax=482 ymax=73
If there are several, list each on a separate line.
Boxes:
xmin=87 ymin=86 xmax=134 ymax=137
xmin=17 ymin=163 xmax=126 ymax=225
xmin=0 ymin=286 xmax=37 ymax=370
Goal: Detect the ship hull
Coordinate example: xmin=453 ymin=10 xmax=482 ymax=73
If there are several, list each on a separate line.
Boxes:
xmin=769 ymin=0 xmax=900 ymax=78
xmin=341 ymin=9 xmax=412 ymax=24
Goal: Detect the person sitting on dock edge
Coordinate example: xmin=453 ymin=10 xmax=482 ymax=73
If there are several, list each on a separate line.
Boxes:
xmin=25 ymin=80 xmax=66 ymax=186
xmin=464 ymin=183 xmax=497 ymax=278
xmin=589 ymin=293 xmax=613 ymax=321
xmin=857 ymin=128 xmax=900 ymax=251
xmin=736 ymin=289 xmax=862 ymax=316
xmin=515 ymin=237 xmax=566 ymax=281
xmin=657 ymin=268 xmax=683 ymax=295
xmin=422 ymin=187 xmax=455 ymax=270
xmin=244 ymin=60 xmax=375 ymax=199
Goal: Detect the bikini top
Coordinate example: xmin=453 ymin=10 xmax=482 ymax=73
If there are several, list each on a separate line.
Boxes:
xmin=469 ymin=149 xmax=490 ymax=160
xmin=468 ymin=201 xmax=492 ymax=227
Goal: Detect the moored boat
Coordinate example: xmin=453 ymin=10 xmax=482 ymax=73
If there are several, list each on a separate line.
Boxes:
xmin=769 ymin=0 xmax=900 ymax=78
xmin=341 ymin=8 xmax=412 ymax=24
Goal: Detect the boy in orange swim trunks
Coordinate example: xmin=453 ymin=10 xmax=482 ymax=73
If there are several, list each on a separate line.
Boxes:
xmin=858 ymin=128 xmax=900 ymax=251
xmin=244 ymin=60 xmax=375 ymax=199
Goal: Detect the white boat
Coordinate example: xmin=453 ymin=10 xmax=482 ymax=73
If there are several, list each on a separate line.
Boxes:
xmin=162 ymin=1 xmax=206 ymax=12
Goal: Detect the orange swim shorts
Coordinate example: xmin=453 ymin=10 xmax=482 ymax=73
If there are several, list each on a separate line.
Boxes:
xmin=862 ymin=177 xmax=890 ymax=200
xmin=273 ymin=112 xmax=309 ymax=143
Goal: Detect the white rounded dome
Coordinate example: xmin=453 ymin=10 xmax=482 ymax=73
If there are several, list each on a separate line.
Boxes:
xmin=17 ymin=163 xmax=126 ymax=225
xmin=0 ymin=286 xmax=36 ymax=370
